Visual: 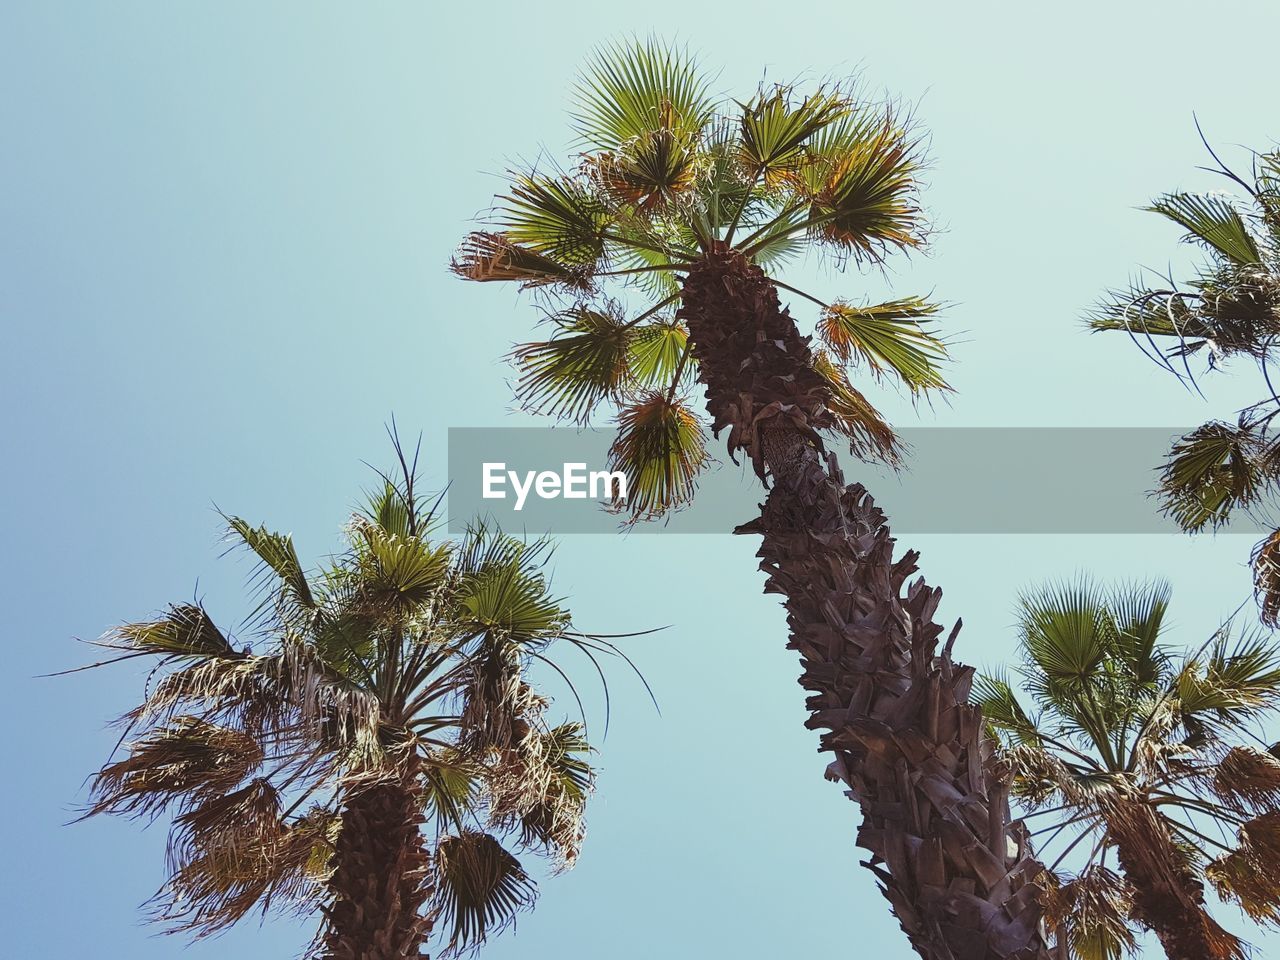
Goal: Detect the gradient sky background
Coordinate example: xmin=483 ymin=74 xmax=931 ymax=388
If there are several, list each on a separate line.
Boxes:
xmin=5 ymin=2 xmax=1280 ymax=957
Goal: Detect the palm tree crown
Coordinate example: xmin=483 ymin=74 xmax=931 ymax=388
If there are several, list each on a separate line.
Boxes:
xmin=453 ymin=39 xmax=948 ymax=517
xmin=1089 ymin=135 xmax=1280 ymax=624
xmin=77 ymin=449 xmax=619 ymax=957
xmin=977 ymin=579 xmax=1280 ymax=960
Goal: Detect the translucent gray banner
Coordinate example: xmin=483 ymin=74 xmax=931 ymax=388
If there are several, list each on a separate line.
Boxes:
xmin=446 ymin=427 xmax=1269 ymax=535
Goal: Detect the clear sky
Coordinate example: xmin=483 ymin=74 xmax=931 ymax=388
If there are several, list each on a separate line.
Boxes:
xmin=4 ymin=2 xmax=1279 ymax=957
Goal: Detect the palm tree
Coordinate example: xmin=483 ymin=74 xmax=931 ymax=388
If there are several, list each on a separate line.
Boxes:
xmin=1088 ymin=133 xmax=1280 ymax=625
xmin=976 ymin=579 xmax=1280 ymax=960
xmin=454 ymin=39 xmax=1052 ymax=960
xmin=75 ymin=446 xmax=620 ymax=959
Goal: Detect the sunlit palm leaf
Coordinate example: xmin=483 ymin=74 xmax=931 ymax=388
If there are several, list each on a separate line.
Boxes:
xmin=793 ymin=109 xmax=924 ymax=262
xmin=817 ymin=297 xmax=949 ymax=392
xmin=571 ymin=38 xmax=713 ymax=150
xmin=112 ymin=604 xmax=240 ymax=659
xmin=498 ymin=175 xmax=612 ymax=270
xmin=628 ymin=321 xmax=689 ymax=388
xmin=226 ymin=517 xmax=315 ymax=610
xmin=1148 ymin=191 xmax=1262 ymax=266
xmin=738 ymin=86 xmax=846 ymax=180
xmin=608 ymin=394 xmax=709 ymax=518
xmin=510 ymin=307 xmax=633 ymax=423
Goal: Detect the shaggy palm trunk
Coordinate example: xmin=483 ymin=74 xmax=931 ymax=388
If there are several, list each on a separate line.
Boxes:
xmin=321 ymin=776 xmax=433 ymax=960
xmin=1107 ymin=802 xmax=1242 ymax=960
xmin=679 ymin=246 xmax=1052 ymax=960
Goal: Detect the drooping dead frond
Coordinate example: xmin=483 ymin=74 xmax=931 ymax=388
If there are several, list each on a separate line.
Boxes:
xmin=1252 ymin=527 xmax=1280 ymax=628
xmin=87 ymin=717 xmax=263 ymax=820
xmin=811 ymin=348 xmax=902 ymax=466
xmin=485 ymin=722 xmax=594 ymax=869
xmin=1210 ymin=746 xmax=1280 ymax=816
xmin=1207 ymin=811 xmax=1280 ymax=926
xmin=450 ymin=232 xmax=592 ymax=291
xmin=1038 ymin=866 xmax=1138 ymax=960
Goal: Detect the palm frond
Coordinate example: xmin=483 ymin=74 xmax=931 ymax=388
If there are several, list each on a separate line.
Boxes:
xmin=1038 ymin=866 xmax=1137 ymax=960
xmin=1148 ymin=191 xmax=1262 ymax=266
xmin=1253 ymin=527 xmax=1280 ymax=628
xmin=1207 ymin=811 xmax=1280 ymax=926
xmin=1210 ymin=746 xmax=1280 ymax=817
xmin=110 ymin=604 xmax=241 ymax=659
xmin=431 ymin=831 xmax=537 ymax=956
xmin=607 ymin=393 xmax=709 ymax=519
xmin=451 ymin=232 xmax=592 ymax=291
xmin=627 ymin=320 xmax=688 ymax=388
xmin=88 ymin=717 xmax=263 ymax=820
xmin=1157 ymin=421 xmax=1265 ymax=532
xmin=571 ymin=38 xmax=713 ymax=151
xmin=738 ymin=86 xmax=846 ymax=181
xmin=811 ymin=348 xmax=902 ymax=465
xmin=791 ymin=108 xmax=924 ymax=263
xmin=226 ymin=517 xmax=316 ymax=616
xmin=817 ymin=297 xmax=949 ymax=392
xmin=974 ymin=669 xmax=1041 ymax=744
xmin=509 ymin=307 xmax=634 ymax=423
xmin=498 ymin=175 xmax=612 ymax=269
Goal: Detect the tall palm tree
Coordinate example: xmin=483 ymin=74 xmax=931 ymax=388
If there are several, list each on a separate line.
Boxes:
xmin=76 ymin=447 xmax=618 ymax=959
xmin=454 ymin=39 xmax=1053 ymax=960
xmin=1088 ymin=134 xmax=1280 ymax=625
xmin=977 ymin=579 xmax=1280 ymax=960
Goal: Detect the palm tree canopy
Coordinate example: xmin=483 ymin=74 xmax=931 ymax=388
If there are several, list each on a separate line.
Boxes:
xmin=1088 ymin=135 xmax=1280 ymax=624
xmin=976 ymin=578 xmax=1280 ymax=959
xmin=453 ymin=38 xmax=949 ymax=517
xmin=77 ymin=448 xmax=624 ymax=956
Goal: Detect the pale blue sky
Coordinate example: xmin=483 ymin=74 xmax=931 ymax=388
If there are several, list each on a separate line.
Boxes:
xmin=3 ymin=2 xmax=1279 ymax=957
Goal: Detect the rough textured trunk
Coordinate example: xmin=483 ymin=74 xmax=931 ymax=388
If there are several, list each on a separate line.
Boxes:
xmin=320 ymin=777 xmax=433 ymax=960
xmin=1107 ymin=802 xmax=1243 ymax=960
xmin=679 ymin=246 xmax=1052 ymax=960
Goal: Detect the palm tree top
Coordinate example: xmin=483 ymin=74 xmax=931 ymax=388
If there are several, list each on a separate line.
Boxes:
xmin=74 ymin=445 xmax=631 ymax=955
xmin=977 ymin=578 xmax=1280 ymax=957
xmin=452 ymin=38 xmax=949 ymax=518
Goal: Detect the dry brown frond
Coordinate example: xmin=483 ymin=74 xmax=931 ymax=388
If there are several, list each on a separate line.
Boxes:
xmin=1210 ymin=746 xmax=1280 ymax=815
xmin=1252 ymin=528 xmax=1280 ymax=628
xmin=1038 ymin=866 xmax=1138 ymax=960
xmin=450 ymin=232 xmax=592 ymax=291
xmin=88 ymin=717 xmax=263 ymax=820
xmin=1207 ymin=810 xmax=1280 ymax=926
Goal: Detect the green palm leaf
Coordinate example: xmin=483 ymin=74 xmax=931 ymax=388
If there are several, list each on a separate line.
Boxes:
xmin=738 ymin=86 xmax=847 ymax=179
xmin=571 ymin=38 xmax=714 ymax=150
xmin=817 ymin=297 xmax=949 ymax=392
xmin=1148 ymin=191 xmax=1262 ymax=265
xmin=510 ymin=307 xmax=634 ymax=423
xmin=607 ymin=394 xmax=709 ymax=519
xmin=499 ymin=175 xmax=612 ymax=269
xmin=1157 ymin=421 xmax=1264 ymax=532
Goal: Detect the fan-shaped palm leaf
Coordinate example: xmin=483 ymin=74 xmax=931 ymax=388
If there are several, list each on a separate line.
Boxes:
xmin=607 ymin=393 xmax=709 ymax=518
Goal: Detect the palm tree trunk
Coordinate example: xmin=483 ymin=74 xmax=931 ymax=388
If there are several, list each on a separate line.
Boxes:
xmin=321 ymin=776 xmax=433 ymax=960
xmin=680 ymin=246 xmax=1052 ymax=960
xmin=1107 ymin=802 xmax=1243 ymax=960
